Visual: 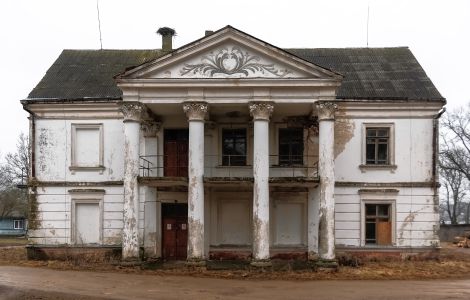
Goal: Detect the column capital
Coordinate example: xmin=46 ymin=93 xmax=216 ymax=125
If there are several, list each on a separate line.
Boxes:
xmin=249 ymin=102 xmax=274 ymax=121
xmin=141 ymin=120 xmax=161 ymax=137
xmin=183 ymin=102 xmax=208 ymax=121
xmin=121 ymin=102 xmax=145 ymax=123
xmin=316 ymin=102 xmax=337 ymax=121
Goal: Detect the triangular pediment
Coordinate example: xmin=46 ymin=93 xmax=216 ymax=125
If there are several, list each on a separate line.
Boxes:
xmin=118 ymin=26 xmax=342 ymax=81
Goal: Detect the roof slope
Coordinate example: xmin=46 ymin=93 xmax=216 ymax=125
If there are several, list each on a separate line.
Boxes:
xmin=288 ymin=47 xmax=443 ymax=100
xmin=28 ymin=49 xmax=163 ymax=100
xmin=27 ymin=47 xmax=444 ymax=101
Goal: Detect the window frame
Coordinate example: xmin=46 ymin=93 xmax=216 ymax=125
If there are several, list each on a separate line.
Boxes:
xmin=364 ymin=203 xmax=391 ymax=245
xmin=69 ymin=189 xmax=104 ymax=245
xmin=360 ymin=123 xmax=396 ymax=172
xmin=220 ymin=127 xmax=248 ymax=166
xmin=278 ymin=127 xmax=304 ymax=166
xmin=359 ymin=189 xmax=397 ymax=247
xmin=13 ymin=219 xmax=24 ymax=230
xmin=70 ymin=123 xmax=105 ymax=173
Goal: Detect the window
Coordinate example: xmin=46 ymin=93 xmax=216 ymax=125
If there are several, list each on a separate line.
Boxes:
xmin=365 ymin=204 xmax=392 ymax=245
xmin=13 ymin=220 xmax=24 ymax=230
xmin=70 ymin=190 xmax=104 ymax=245
xmin=222 ymin=128 xmax=247 ymax=166
xmin=70 ymin=124 xmax=104 ymax=173
xmin=366 ymin=128 xmax=389 ymax=165
xmin=279 ymin=128 xmax=304 ymax=166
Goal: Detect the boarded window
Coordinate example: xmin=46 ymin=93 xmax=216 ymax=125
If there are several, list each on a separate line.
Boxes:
xmin=71 ymin=124 xmax=103 ymax=168
xmin=222 ymin=129 xmax=247 ymax=166
xmin=75 ymin=203 xmax=100 ymax=245
xmin=279 ymin=128 xmax=304 ymax=166
xmin=366 ymin=128 xmax=389 ymax=165
xmin=365 ymin=204 xmax=391 ymax=245
xmin=274 ymin=202 xmax=304 ymax=245
xmin=218 ymin=200 xmax=250 ymax=245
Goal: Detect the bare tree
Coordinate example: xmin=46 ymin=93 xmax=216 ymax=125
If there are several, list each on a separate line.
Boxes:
xmin=441 ymin=105 xmax=470 ymax=181
xmin=440 ymin=105 xmax=470 ymax=223
xmin=0 ymin=133 xmax=29 ymax=217
xmin=1 ymin=133 xmax=29 ymax=185
xmin=440 ymin=159 xmax=468 ymax=224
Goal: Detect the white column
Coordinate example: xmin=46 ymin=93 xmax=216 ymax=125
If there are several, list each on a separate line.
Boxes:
xmin=142 ymin=120 xmax=160 ymax=257
xmin=121 ymin=102 xmax=144 ymax=261
xmin=317 ymin=101 xmax=337 ymax=263
xmin=183 ymin=102 xmax=208 ymax=264
xmin=249 ymin=102 xmax=273 ymax=265
xmin=307 ymin=187 xmax=320 ymax=260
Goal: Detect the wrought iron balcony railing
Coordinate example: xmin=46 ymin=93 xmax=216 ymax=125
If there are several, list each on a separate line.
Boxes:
xmin=139 ymin=155 xmax=318 ymax=178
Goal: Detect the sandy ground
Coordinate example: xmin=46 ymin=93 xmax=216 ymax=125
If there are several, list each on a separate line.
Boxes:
xmin=1 ymin=242 xmax=470 ymax=299
xmin=1 ymin=265 xmax=470 ymax=300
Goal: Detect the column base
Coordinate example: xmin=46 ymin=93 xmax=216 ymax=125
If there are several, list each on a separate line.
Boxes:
xmin=120 ymin=258 xmax=142 ymax=267
xmin=250 ymin=259 xmax=272 ymax=268
xmin=307 ymin=251 xmax=319 ymax=261
xmin=186 ymin=258 xmax=206 ymax=268
xmin=316 ymin=259 xmax=338 ymax=272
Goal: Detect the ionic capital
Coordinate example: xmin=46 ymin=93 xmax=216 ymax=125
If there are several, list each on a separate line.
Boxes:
xmin=316 ymin=102 xmax=337 ymax=121
xmin=121 ymin=102 xmax=145 ymax=122
xmin=249 ymin=102 xmax=274 ymax=121
xmin=183 ymin=102 xmax=208 ymax=121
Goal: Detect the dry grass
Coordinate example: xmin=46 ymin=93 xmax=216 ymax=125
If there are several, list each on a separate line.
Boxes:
xmin=0 ymin=236 xmax=28 ymax=247
xmin=2 ymin=244 xmax=470 ymax=280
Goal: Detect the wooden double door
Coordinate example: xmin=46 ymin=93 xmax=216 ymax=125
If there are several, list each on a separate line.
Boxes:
xmin=164 ymin=129 xmax=189 ymax=177
xmin=162 ymin=203 xmax=188 ymax=260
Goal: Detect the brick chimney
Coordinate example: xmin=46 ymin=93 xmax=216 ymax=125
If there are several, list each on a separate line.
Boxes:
xmin=157 ymin=27 xmax=176 ymax=52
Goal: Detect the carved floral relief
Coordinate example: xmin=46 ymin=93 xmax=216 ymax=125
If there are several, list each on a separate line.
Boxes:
xmin=180 ymin=47 xmax=292 ymax=78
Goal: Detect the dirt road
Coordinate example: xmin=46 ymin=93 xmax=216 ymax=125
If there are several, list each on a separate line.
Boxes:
xmin=0 ymin=266 xmax=469 ymax=300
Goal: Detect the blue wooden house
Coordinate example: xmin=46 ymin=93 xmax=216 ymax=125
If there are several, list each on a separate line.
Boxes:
xmin=0 ymin=216 xmax=27 ymax=236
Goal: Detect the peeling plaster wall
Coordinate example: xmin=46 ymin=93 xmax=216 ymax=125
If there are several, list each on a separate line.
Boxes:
xmin=333 ymin=112 xmax=439 ymax=248
xmin=334 ymin=118 xmax=434 ymax=182
xmin=28 ymin=186 xmax=124 ymax=246
xmin=335 ymin=187 xmax=439 ymax=248
xmin=32 ymin=118 xmax=125 ymax=246
xmin=35 ymin=119 xmax=125 ymax=182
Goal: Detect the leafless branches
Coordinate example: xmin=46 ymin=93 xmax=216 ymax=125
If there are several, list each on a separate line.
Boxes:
xmin=440 ymin=105 xmax=470 ymax=223
xmin=0 ymin=133 xmax=29 ymax=217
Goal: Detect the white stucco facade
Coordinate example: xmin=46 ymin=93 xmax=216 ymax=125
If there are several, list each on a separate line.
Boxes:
xmin=23 ymin=26 xmax=444 ymax=264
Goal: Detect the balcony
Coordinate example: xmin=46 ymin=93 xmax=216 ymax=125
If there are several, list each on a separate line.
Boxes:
xmin=139 ymin=154 xmax=319 ymax=187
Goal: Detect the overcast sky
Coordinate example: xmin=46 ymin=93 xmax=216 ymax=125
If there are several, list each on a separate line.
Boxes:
xmin=0 ymin=0 xmax=469 ymax=155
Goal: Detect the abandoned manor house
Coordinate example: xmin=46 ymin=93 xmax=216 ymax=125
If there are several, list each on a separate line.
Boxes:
xmin=21 ymin=26 xmax=445 ymax=266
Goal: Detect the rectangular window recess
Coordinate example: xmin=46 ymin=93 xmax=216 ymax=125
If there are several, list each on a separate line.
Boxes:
xmin=364 ymin=204 xmax=392 ymax=246
xmin=278 ymin=128 xmax=304 ymax=166
xmin=222 ymin=128 xmax=247 ymax=166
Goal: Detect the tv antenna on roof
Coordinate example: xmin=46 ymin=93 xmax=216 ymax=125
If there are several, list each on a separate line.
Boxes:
xmin=96 ymin=0 xmax=103 ymax=49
